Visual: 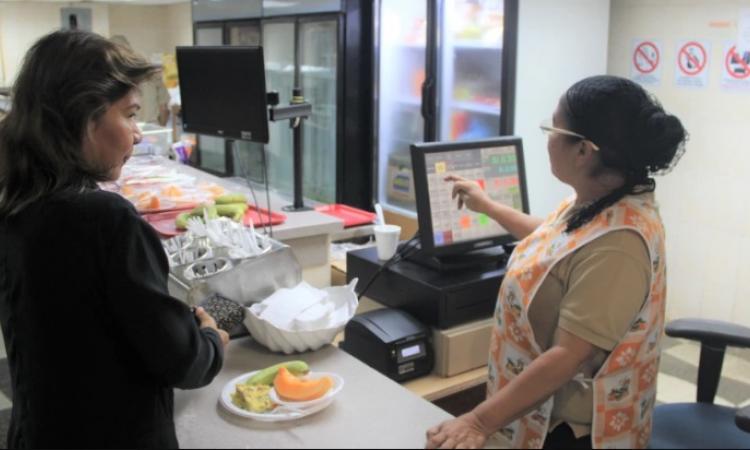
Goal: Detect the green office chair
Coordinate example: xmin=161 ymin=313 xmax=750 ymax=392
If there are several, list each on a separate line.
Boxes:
xmin=650 ymin=319 xmax=750 ymax=449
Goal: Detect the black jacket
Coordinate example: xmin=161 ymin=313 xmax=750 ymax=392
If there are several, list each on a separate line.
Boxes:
xmin=0 ymin=189 xmax=224 ymax=448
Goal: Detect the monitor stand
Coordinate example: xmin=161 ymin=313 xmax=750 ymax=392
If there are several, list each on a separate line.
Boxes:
xmin=404 ymin=243 xmax=509 ymax=273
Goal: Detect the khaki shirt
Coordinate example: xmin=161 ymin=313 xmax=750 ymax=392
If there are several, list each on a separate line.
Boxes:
xmin=527 ymin=220 xmax=651 ymax=437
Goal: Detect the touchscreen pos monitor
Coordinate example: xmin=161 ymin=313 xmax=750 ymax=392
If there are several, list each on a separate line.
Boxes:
xmin=410 ymin=137 xmax=529 ymax=258
xmin=176 ymin=46 xmax=269 ymax=143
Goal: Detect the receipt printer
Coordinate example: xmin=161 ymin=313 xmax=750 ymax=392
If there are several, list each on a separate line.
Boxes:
xmin=340 ymin=308 xmax=434 ymax=382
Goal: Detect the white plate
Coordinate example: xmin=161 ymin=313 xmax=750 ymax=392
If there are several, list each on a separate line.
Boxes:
xmin=219 ymin=370 xmax=342 ymax=422
xmin=268 ymin=372 xmax=344 ymax=408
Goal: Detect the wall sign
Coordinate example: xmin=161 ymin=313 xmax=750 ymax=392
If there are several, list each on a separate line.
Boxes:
xmin=722 ymin=42 xmax=750 ymax=91
xmin=631 ymin=40 xmax=662 ymax=85
xmin=675 ymin=40 xmax=710 ymax=89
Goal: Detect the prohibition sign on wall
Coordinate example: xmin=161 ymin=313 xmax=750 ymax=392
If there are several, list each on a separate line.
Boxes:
xmin=678 ymin=41 xmax=707 ymax=76
xmin=633 ymin=41 xmax=660 ymax=74
xmin=725 ymin=45 xmax=750 ymax=80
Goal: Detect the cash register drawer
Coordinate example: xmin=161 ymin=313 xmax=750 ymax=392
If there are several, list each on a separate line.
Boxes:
xmin=347 ymin=247 xmax=504 ymax=329
xmin=442 ymin=284 xmax=499 ymax=326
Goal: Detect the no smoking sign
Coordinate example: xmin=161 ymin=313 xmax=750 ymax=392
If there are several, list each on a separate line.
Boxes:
xmin=722 ymin=41 xmax=750 ymax=91
xmin=675 ymin=40 xmax=710 ymax=89
xmin=631 ymin=40 xmax=662 ymax=86
xmin=634 ymin=41 xmax=660 ymax=74
xmin=678 ymin=42 xmax=707 ymax=76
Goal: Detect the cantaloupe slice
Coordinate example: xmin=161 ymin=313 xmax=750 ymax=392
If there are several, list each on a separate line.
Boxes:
xmin=148 ymin=195 xmax=161 ymax=210
xmin=161 ymin=185 xmax=184 ymax=198
xmin=273 ymin=367 xmax=333 ymax=402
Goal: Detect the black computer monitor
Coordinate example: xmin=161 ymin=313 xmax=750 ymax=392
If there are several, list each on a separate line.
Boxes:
xmin=176 ymin=46 xmax=269 ymax=143
xmin=411 ymin=137 xmax=529 ymax=257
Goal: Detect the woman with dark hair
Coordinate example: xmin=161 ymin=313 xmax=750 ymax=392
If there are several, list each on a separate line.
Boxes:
xmin=0 ymin=30 xmax=228 ymax=448
xmin=426 ymin=75 xmax=687 ymax=449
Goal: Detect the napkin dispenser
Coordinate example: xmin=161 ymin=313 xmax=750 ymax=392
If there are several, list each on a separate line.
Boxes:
xmin=340 ymin=308 xmax=434 ymax=382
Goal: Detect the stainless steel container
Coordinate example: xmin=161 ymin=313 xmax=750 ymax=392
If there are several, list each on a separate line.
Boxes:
xmin=167 ymin=238 xmax=302 ymax=307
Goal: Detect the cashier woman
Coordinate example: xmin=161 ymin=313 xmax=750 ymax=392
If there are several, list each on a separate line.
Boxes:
xmin=427 ymin=76 xmax=687 ymax=449
xmin=0 ymin=30 xmax=228 ymax=448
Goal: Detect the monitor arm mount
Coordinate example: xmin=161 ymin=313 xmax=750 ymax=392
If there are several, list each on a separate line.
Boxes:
xmin=267 ymin=89 xmax=314 ymax=212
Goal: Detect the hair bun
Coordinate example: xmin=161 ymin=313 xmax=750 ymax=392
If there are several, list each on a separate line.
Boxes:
xmin=638 ymin=107 xmax=687 ymax=173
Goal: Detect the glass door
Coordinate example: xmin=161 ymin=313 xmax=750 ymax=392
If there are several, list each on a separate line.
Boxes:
xmin=376 ymin=0 xmax=427 ymax=214
xmin=195 ymin=24 xmax=223 ymax=46
xmin=227 ymin=21 xmax=261 ymax=45
xmin=439 ymin=0 xmax=503 ymax=141
xmin=261 ymin=21 xmax=296 ymax=198
xmin=299 ymin=18 xmax=338 ymax=203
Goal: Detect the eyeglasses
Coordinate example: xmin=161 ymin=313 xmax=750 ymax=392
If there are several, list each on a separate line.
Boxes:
xmin=539 ymin=118 xmax=600 ymax=151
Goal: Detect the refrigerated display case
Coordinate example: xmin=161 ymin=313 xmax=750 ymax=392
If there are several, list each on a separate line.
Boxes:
xmin=235 ymin=17 xmax=339 ymax=204
xmin=228 ymin=21 xmax=262 ymax=46
xmin=375 ymin=0 xmax=518 ymax=215
xmin=376 ymin=0 xmax=427 ymax=212
xmin=233 ymin=21 xmax=294 ymax=194
xmin=440 ymin=0 xmax=505 ymax=141
xmin=190 ymin=0 xmax=367 ymax=208
xmin=299 ymin=18 xmax=339 ymax=203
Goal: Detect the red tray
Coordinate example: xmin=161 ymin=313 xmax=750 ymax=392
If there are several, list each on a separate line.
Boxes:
xmin=137 ymin=202 xmax=198 ymax=215
xmin=315 ymin=204 xmax=376 ymax=228
xmin=143 ymin=205 xmax=287 ymax=238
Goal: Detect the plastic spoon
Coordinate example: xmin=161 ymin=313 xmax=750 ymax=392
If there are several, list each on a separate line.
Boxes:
xmin=374 ymin=203 xmax=386 ymax=226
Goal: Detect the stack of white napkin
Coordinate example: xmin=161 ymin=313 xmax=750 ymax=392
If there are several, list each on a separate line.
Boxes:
xmin=249 ymin=282 xmax=345 ymax=331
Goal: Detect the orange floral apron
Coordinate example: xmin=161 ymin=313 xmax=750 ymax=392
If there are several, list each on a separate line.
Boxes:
xmin=488 ymin=194 xmax=666 ymax=449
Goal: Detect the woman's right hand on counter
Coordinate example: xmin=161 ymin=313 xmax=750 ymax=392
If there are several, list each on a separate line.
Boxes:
xmin=445 ymin=174 xmax=493 ymax=214
xmin=425 ymin=411 xmax=490 ymax=449
xmin=195 ymin=306 xmax=230 ymax=348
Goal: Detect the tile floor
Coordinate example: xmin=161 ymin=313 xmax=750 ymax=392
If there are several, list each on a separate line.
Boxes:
xmin=658 ymin=336 xmax=750 ymax=408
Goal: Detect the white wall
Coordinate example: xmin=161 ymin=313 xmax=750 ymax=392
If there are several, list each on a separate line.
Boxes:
xmin=164 ymin=2 xmax=193 ymax=50
xmin=109 ymin=2 xmax=192 ymax=61
xmin=0 ymin=2 xmax=110 ymax=84
xmin=110 ymin=4 xmax=169 ymax=60
xmin=0 ymin=1 xmax=190 ymax=85
xmin=515 ymin=0 xmax=612 ymax=217
xmin=608 ymin=0 xmax=750 ymax=326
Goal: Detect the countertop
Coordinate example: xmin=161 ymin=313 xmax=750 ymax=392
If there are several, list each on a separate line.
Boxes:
xmin=174 ymin=337 xmax=454 ymax=449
